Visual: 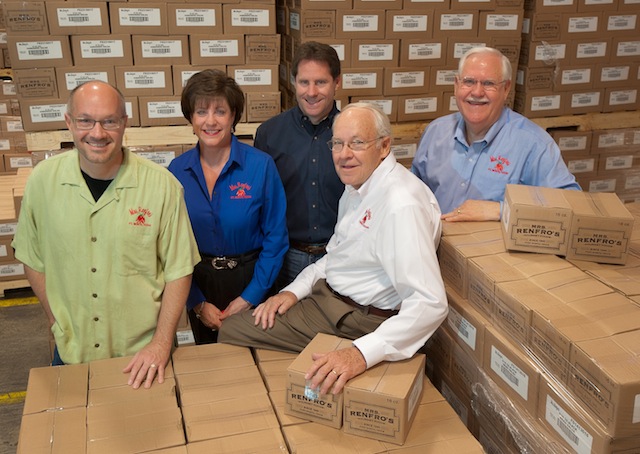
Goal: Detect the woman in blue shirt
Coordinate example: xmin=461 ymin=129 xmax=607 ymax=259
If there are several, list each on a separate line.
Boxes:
xmin=169 ymin=69 xmax=288 ymax=344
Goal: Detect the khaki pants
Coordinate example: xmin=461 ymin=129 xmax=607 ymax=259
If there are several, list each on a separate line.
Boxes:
xmin=218 ymin=280 xmax=387 ymax=353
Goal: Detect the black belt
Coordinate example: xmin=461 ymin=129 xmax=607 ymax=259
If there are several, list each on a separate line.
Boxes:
xmin=290 ymin=240 xmax=327 ymax=255
xmin=201 ymin=248 xmax=261 ymax=270
xmin=326 ymin=282 xmax=399 ymax=318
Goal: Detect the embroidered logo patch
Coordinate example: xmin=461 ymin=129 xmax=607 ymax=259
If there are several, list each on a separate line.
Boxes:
xmin=230 ymin=182 xmax=252 ymax=199
xmin=489 ymin=156 xmax=510 ymax=175
xmin=129 ymin=207 xmax=152 ymax=226
xmin=360 ymin=209 xmax=371 ymax=229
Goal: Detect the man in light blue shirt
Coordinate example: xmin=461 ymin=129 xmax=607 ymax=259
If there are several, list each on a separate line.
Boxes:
xmin=411 ymin=47 xmax=580 ymax=222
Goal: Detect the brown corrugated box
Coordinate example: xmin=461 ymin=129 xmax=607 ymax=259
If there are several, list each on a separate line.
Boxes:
xmin=285 ymin=333 xmax=348 ymax=428
xmin=6 ymin=35 xmax=72 ymax=69
xmin=166 ymin=3 xmax=223 ymax=36
xmin=343 ymin=354 xmax=425 ymax=444
xmin=2 ymin=1 xmax=49 ymax=35
xmin=46 ymin=1 xmax=110 ymax=35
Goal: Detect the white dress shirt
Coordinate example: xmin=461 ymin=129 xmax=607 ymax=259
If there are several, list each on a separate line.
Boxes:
xmin=284 ymin=153 xmax=449 ymax=368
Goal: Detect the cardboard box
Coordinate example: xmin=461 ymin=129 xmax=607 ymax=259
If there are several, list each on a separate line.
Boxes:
xmin=342 ymin=354 xmax=425 ymax=445
xmin=46 ymin=1 xmax=110 ymax=35
xmin=513 ymin=90 xmax=564 ymax=118
xmin=285 ymin=333 xmax=348 ymax=428
xmin=387 ymin=133 xmax=417 ymax=158
xmin=385 ymin=11 xmax=433 ymax=39
xmin=125 ymin=96 xmax=140 ymax=128
xmin=166 ymin=4 xmax=223 ymax=36
xmin=131 ymin=35 xmax=189 ymax=66
xmin=502 ymin=185 xmax=573 ymax=256
xmin=132 ymin=145 xmax=180 ymax=168
xmin=443 ymin=288 xmax=487 ymax=366
xmin=338 ymin=68 xmax=383 ymax=96
xmin=228 ymin=64 xmax=278 ymax=93
xmin=399 ymin=38 xmax=446 ymax=67
xmin=351 ymin=39 xmax=399 ymax=68
xmin=19 ymin=98 xmax=67 ymax=132
xmin=2 ymin=1 xmax=49 ymax=35
xmin=89 ymin=355 xmax=175 ymax=390
xmin=595 ymin=62 xmax=637 ymax=89
xmin=289 ymin=9 xmax=335 ymax=40
xmin=55 ymin=65 xmax=117 ymax=98
xmin=6 ymin=35 xmax=72 ymax=69
xmin=603 ymin=87 xmax=639 ymax=112
xmin=22 ymin=364 xmax=89 ymax=415
xmin=71 ymin=34 xmax=134 ymax=67
xmin=115 ymin=65 xmax=173 ymax=96
xmin=567 ymin=89 xmax=603 ymax=115
xmin=182 ymin=393 xmax=280 ymax=443
xmin=518 ymin=40 xmax=568 ymax=69
xmin=138 ymin=96 xmax=188 ymax=127
xmin=223 ymin=4 xmax=276 ymax=35
xmin=434 ymin=11 xmax=478 ymax=37
xmin=282 ymin=420 xmax=387 ymax=452
xmin=171 ymin=343 xmax=254 ymax=376
xmin=563 ymin=190 xmax=634 ymax=264
xmin=551 ymin=129 xmax=592 ymax=153
xmin=0 ymin=236 xmax=15 ymax=262
xmin=109 ymin=3 xmax=169 ymax=35
xmin=12 ymin=68 xmax=57 ymax=99
xmin=537 ymin=378 xmax=640 ymax=454
xmin=403 ymin=0 xmax=451 ymax=10
xmin=258 ymin=358 xmax=295 ymax=392
xmin=396 ymin=93 xmax=440 ymax=122
xmin=189 ymin=34 xmax=245 ymax=66
xmin=561 ymin=11 xmax=603 ymax=39
xmin=17 ymin=408 xmax=86 ymax=454
xmin=483 ymin=325 xmax=541 ymax=416
xmin=4 ymin=153 xmax=33 ymax=171
xmin=479 ymin=10 xmax=523 ymax=36
xmin=335 ymin=11 xmax=385 ymax=39
xmin=186 ymin=428 xmax=288 ymax=454
xmin=246 ymin=91 xmax=281 ymax=123
xmin=245 ymin=34 xmax=280 ymax=64
xmin=569 ymin=330 xmax=640 ymax=438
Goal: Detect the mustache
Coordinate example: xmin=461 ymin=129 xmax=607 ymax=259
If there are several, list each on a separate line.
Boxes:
xmin=466 ymin=96 xmax=490 ymax=103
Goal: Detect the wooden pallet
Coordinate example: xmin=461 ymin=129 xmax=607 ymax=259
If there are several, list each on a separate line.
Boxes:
xmin=0 ymin=279 xmax=31 ymax=298
xmin=23 ymin=110 xmax=640 ymax=151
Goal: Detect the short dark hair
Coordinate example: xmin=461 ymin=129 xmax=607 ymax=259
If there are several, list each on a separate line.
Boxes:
xmin=180 ymin=69 xmax=245 ymax=127
xmin=292 ymin=41 xmax=341 ymax=80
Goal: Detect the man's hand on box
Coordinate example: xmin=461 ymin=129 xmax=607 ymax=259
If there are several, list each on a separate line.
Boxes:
xmin=441 ymin=199 xmax=500 ymax=222
xmin=305 ymin=347 xmax=367 ymax=395
xmin=123 ymin=342 xmax=169 ymax=389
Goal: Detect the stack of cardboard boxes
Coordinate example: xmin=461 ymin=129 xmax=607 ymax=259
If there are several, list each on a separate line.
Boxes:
xmin=516 ymin=0 xmax=640 ymax=117
xmin=426 ymin=200 xmax=640 ymax=453
xmin=0 ymin=167 xmax=30 ymax=285
xmin=2 ymin=0 xmax=283 ymax=132
xmin=551 ymin=127 xmax=640 ymax=204
xmin=17 ymin=339 xmax=486 ymax=453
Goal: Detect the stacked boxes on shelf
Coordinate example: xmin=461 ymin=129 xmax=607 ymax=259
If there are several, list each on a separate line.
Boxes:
xmin=2 ymin=0 xmax=282 ymax=132
xmin=551 ymin=127 xmax=640 ymax=203
xmin=425 ymin=208 xmax=640 ymax=453
xmin=516 ymin=0 xmax=640 ymax=118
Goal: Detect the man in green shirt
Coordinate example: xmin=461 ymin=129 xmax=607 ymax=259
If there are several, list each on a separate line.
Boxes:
xmin=13 ymin=81 xmax=200 ymax=389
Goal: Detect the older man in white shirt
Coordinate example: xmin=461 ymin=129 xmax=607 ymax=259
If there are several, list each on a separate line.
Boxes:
xmin=219 ymin=102 xmax=448 ymax=395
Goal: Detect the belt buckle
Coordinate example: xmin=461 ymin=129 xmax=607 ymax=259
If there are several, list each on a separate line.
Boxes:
xmin=211 ymin=257 xmax=237 ymax=270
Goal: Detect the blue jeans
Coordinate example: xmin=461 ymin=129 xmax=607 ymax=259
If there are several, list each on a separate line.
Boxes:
xmin=51 ymin=345 xmax=65 ymax=366
xmin=275 ymin=247 xmax=325 ymax=292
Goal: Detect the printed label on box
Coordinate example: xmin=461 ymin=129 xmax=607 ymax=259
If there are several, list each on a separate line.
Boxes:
xmin=176 ymin=9 xmax=216 ymax=27
xmin=80 ymin=40 xmax=125 ymax=59
xmin=57 ymin=7 xmax=104 ymax=27
xmin=490 ymin=346 xmax=529 ymax=400
xmin=147 ymin=101 xmax=181 ymax=119
xmin=231 ymin=9 xmax=270 ymax=27
xmin=447 ymin=306 xmax=478 ymax=351
xmin=118 ymin=8 xmax=162 ymax=26
xmin=29 ymin=104 xmax=66 ymax=123
xmin=545 ymin=395 xmax=593 ymax=454
xmin=17 ymin=41 xmax=63 ymax=61
xmin=65 ymin=71 xmax=110 ymax=90
xmin=200 ymin=40 xmax=239 ymax=57
xmin=141 ymin=40 xmax=184 ymax=59
xmin=343 ymin=15 xmax=379 ymax=32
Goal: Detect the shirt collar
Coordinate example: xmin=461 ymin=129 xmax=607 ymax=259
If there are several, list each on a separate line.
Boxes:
xmin=294 ymin=103 xmax=339 ymax=128
xmin=185 ymin=135 xmax=245 ymax=174
xmin=61 ymin=147 xmax=135 ymax=188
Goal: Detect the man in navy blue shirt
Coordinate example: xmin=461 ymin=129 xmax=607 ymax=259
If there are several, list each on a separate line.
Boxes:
xmin=254 ymin=41 xmax=344 ymax=290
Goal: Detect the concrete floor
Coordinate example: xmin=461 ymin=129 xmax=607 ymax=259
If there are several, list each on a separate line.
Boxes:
xmin=0 ymin=288 xmax=50 ymax=454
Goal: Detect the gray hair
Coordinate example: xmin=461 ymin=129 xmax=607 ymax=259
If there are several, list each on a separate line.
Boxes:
xmin=335 ymin=102 xmax=392 ymax=139
xmin=458 ymin=47 xmax=512 ymax=81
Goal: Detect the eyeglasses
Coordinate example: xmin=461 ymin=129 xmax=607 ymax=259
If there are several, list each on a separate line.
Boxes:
xmin=71 ymin=117 xmax=125 ymax=131
xmin=327 ymin=137 xmax=382 ymax=153
xmin=458 ymin=77 xmax=506 ymax=92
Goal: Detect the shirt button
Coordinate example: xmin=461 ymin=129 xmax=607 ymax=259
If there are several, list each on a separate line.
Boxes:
xmin=91 ymin=268 xmax=96 ymax=273
xmin=311 ymin=181 xmax=316 ymax=186
xmin=312 ymin=158 xmax=317 ymax=163
xmin=91 ymin=237 xmax=97 ymax=242
xmin=94 ymin=344 xmax=100 ymax=348
xmin=92 ymin=293 xmax=98 ymax=298
xmin=312 ymin=204 xmax=317 ymax=208
xmin=94 ymin=317 xmax=99 ymax=322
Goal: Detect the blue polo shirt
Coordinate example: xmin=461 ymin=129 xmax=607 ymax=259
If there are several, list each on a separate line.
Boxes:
xmin=168 ymin=135 xmax=288 ymax=309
